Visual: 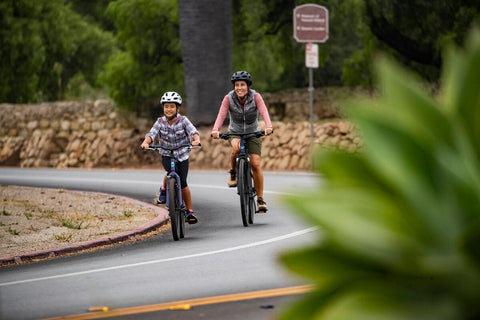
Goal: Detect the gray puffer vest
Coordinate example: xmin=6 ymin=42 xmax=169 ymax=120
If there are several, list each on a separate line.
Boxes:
xmin=227 ymin=89 xmax=260 ymax=134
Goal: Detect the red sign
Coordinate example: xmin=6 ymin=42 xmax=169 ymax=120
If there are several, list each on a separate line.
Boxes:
xmin=293 ymin=4 xmax=329 ymax=43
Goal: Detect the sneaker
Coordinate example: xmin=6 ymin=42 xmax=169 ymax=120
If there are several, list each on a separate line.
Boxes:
xmin=257 ymin=197 xmax=268 ymax=213
xmin=156 ymin=188 xmax=166 ymax=204
xmin=228 ymin=170 xmax=237 ymax=187
xmin=185 ymin=210 xmax=198 ymax=224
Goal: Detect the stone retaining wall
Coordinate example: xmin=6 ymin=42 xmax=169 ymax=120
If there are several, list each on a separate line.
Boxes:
xmin=0 ymin=99 xmax=361 ymax=171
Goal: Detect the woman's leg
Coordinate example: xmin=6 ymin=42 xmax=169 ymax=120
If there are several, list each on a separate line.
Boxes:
xmin=250 ymin=154 xmax=263 ymax=199
xmin=230 ymin=138 xmax=241 ymax=171
xmin=228 ymin=138 xmax=241 ymax=186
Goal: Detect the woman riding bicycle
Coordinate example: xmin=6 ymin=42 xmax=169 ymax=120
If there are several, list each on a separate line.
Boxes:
xmin=141 ymin=91 xmax=201 ymax=224
xmin=211 ymin=71 xmax=273 ymax=212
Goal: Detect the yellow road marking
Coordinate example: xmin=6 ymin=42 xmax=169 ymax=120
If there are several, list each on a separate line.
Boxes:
xmin=42 ymin=284 xmax=314 ymax=320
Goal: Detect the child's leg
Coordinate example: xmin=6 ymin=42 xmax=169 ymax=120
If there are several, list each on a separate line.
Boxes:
xmin=177 ymin=159 xmax=192 ymax=209
xmin=181 ymin=186 xmax=192 ymax=211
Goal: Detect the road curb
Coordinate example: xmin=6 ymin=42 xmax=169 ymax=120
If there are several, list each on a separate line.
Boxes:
xmin=0 ymin=190 xmax=170 ymax=267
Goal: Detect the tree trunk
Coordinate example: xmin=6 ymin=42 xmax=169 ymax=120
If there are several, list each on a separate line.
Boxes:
xmin=178 ymin=0 xmax=232 ymax=126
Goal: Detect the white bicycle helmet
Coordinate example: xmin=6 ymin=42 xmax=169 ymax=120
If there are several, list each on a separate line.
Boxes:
xmin=160 ymin=91 xmax=182 ymax=106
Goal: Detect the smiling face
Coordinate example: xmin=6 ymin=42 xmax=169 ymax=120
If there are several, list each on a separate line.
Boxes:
xmin=234 ymin=80 xmax=248 ymax=98
xmin=163 ymin=102 xmax=178 ymax=119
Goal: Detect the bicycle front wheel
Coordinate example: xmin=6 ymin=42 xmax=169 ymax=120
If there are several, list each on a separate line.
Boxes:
xmin=238 ymin=158 xmax=249 ymax=227
xmin=168 ymin=178 xmax=181 ymax=241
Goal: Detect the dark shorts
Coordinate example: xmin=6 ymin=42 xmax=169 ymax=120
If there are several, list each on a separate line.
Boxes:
xmin=228 ymin=136 xmax=262 ymax=156
xmin=162 ymin=157 xmax=189 ymax=189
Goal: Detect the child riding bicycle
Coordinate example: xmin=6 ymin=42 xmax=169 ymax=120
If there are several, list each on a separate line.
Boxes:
xmin=211 ymin=71 xmax=273 ymax=212
xmin=140 ymin=91 xmax=201 ymax=224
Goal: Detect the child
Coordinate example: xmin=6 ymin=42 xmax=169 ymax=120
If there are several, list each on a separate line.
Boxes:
xmin=140 ymin=91 xmax=201 ymax=224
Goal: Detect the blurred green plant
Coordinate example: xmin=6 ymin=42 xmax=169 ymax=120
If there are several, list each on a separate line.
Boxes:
xmin=280 ymin=30 xmax=480 ymax=320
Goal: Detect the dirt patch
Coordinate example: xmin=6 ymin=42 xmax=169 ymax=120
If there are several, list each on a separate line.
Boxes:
xmin=0 ymin=185 xmax=167 ymax=260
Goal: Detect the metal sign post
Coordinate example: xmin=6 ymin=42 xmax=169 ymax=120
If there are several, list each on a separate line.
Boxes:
xmin=293 ymin=4 xmax=329 ymax=144
xmin=306 ymin=43 xmax=318 ymax=144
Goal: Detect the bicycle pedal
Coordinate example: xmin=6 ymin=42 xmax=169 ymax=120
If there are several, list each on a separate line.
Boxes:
xmin=256 ymin=209 xmax=268 ymax=214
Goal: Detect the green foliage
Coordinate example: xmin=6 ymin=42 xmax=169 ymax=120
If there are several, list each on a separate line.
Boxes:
xmin=280 ymin=30 xmax=480 ymax=319
xmin=98 ymin=0 xmax=183 ymax=114
xmin=232 ymin=0 xmax=368 ymax=90
xmin=364 ymin=0 xmax=480 ymax=81
xmin=0 ymin=0 xmax=117 ymax=103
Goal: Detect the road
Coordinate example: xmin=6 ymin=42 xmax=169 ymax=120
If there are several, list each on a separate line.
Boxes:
xmin=0 ymin=168 xmax=321 ymax=320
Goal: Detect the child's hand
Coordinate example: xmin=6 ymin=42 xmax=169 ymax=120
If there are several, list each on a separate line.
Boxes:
xmin=140 ymin=141 xmax=150 ymax=150
xmin=211 ymin=131 xmax=220 ymax=139
xmin=192 ymin=140 xmax=201 ymax=146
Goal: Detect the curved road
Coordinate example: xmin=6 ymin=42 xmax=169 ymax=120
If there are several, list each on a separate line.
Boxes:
xmin=0 ymin=168 xmax=320 ymax=320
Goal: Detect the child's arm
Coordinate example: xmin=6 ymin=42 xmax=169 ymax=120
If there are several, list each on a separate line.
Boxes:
xmin=140 ymin=136 xmax=152 ymax=150
xmin=141 ymin=118 xmax=162 ymax=150
xmin=191 ymin=133 xmax=201 ymax=146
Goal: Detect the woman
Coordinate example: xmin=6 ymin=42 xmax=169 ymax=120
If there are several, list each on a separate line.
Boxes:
xmin=211 ymin=71 xmax=273 ymax=212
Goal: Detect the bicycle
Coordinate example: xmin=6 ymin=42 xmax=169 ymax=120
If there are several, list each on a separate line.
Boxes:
xmin=215 ymin=131 xmax=268 ymax=227
xmin=147 ymin=143 xmax=200 ymax=241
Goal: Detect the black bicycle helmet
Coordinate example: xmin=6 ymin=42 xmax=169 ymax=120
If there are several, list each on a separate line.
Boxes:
xmin=231 ymin=71 xmax=252 ymax=86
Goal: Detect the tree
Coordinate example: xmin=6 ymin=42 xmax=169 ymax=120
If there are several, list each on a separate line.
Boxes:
xmin=364 ymin=0 xmax=480 ymax=80
xmin=178 ymin=0 xmax=232 ymax=125
xmin=98 ymin=0 xmax=183 ymax=117
xmin=232 ymin=0 xmax=368 ymax=90
xmin=0 ymin=0 xmax=117 ymax=103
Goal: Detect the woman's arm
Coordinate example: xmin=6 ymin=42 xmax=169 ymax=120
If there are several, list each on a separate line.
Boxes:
xmin=212 ymin=95 xmax=230 ymax=133
xmin=255 ymin=93 xmax=273 ymax=130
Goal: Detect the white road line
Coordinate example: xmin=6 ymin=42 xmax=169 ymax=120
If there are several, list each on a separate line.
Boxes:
xmin=0 ymin=227 xmax=318 ymax=288
xmin=0 ymin=176 xmax=296 ymax=195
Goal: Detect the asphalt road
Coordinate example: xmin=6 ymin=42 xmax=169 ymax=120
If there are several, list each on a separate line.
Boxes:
xmin=0 ymin=168 xmax=321 ymax=320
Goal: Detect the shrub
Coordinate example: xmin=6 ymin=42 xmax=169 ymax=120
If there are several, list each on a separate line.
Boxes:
xmin=280 ymin=30 xmax=480 ymax=320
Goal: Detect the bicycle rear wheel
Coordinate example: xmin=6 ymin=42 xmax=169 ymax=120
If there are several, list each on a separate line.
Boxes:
xmin=238 ymin=158 xmax=249 ymax=227
xmin=168 ymin=178 xmax=181 ymax=241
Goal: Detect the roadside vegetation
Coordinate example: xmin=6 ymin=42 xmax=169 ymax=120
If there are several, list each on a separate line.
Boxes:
xmin=1 ymin=1 xmax=478 ymax=119
xmin=280 ymin=30 xmax=480 ymax=319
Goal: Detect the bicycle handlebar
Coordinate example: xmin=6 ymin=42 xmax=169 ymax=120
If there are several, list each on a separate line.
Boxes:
xmin=147 ymin=144 xmax=201 ymax=151
xmin=212 ymin=131 xmax=272 ymax=140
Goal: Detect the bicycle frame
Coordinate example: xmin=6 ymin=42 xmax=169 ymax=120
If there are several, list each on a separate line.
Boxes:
xmin=216 ymin=131 xmax=266 ymax=226
xmin=235 ymin=139 xmax=253 ymax=196
xmin=146 ymin=143 xmax=199 ymax=240
xmin=165 ymin=158 xmax=183 ymax=210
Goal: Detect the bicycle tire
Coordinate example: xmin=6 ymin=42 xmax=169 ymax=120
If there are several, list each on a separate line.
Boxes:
xmin=180 ymin=206 xmax=185 ymax=239
xmin=168 ymin=178 xmax=181 ymax=241
xmin=238 ymin=158 xmax=249 ymax=227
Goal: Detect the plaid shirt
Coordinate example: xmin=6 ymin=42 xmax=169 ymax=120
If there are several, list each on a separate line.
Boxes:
xmin=145 ymin=114 xmax=199 ymax=162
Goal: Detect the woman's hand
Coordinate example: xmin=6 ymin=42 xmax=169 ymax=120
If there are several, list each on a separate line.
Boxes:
xmin=265 ymin=128 xmax=273 ymax=136
xmin=211 ymin=131 xmax=220 ymax=139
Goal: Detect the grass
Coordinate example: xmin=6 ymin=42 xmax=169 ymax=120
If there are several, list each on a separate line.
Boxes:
xmin=39 ymin=208 xmax=56 ymax=219
xmin=24 ymin=211 xmax=33 ymax=220
xmin=54 ymin=232 xmax=73 ymax=242
xmin=62 ymin=220 xmax=85 ymax=230
xmin=8 ymin=227 xmax=20 ymax=235
xmin=122 ymin=209 xmax=134 ymax=218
